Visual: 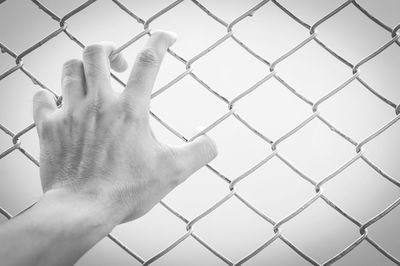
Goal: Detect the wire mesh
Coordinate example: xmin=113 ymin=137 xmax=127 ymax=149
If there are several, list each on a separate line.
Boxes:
xmin=0 ymin=0 xmax=400 ymax=265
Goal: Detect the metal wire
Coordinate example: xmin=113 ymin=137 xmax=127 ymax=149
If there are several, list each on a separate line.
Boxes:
xmin=1 ymin=0 xmax=399 ymax=265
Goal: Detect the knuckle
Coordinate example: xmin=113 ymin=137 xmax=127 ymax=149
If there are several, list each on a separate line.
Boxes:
xmin=168 ymin=175 xmax=181 ymax=189
xmin=63 ymin=58 xmax=82 ymax=70
xmin=62 ymin=75 xmax=80 ymax=88
xmin=172 ymin=163 xmax=185 ymax=180
xmin=120 ymin=98 xmax=144 ymax=122
xmin=37 ymin=119 xmax=53 ymax=139
xmin=33 ymin=90 xmax=48 ymax=103
xmin=63 ymin=109 xmax=77 ymax=123
xmin=171 ymin=158 xmax=185 ymax=177
xmin=99 ymin=41 xmax=116 ymax=49
xmin=160 ymin=148 xmax=185 ymax=185
xmin=83 ymin=44 xmax=105 ymax=59
xmin=136 ymin=48 xmax=160 ymax=66
xmin=85 ymin=98 xmax=105 ymax=115
xmin=62 ymin=59 xmax=83 ymax=78
xmin=126 ymin=113 xmax=145 ymax=125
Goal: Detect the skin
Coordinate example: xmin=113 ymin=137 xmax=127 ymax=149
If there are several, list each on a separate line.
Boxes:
xmin=0 ymin=31 xmax=218 ymax=266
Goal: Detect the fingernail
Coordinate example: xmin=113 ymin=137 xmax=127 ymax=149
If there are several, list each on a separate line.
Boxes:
xmin=151 ymin=30 xmax=177 ymax=46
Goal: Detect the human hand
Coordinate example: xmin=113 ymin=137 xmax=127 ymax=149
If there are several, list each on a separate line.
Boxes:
xmin=32 ymin=31 xmax=218 ymax=226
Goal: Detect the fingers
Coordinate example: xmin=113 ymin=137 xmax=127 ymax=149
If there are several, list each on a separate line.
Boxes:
xmin=171 ymin=134 xmax=218 ymax=183
xmin=33 ymin=89 xmax=57 ymax=125
xmin=110 ymin=49 xmax=129 ymax=73
xmin=82 ymin=42 xmax=128 ymax=99
xmin=123 ymin=31 xmax=176 ymax=116
xmin=61 ymin=59 xmax=85 ymax=110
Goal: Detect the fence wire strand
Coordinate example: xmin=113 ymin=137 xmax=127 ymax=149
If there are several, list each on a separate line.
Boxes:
xmin=0 ymin=0 xmax=400 ymax=265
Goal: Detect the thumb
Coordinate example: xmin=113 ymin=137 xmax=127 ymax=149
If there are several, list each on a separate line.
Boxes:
xmin=33 ymin=89 xmax=57 ymax=125
xmin=172 ymin=132 xmax=218 ymax=181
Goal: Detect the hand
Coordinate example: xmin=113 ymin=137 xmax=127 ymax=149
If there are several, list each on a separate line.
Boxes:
xmin=32 ymin=31 xmax=218 ymax=226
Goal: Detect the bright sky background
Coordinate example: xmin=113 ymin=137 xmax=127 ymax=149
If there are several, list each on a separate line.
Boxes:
xmin=0 ymin=0 xmax=399 ymax=265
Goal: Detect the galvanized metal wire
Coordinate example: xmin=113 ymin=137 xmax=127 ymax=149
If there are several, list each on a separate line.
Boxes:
xmin=1 ymin=0 xmax=400 ymax=265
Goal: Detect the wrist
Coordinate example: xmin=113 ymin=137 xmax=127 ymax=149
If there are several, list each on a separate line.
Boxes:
xmin=38 ymin=189 xmax=119 ymax=238
xmin=0 ymin=189 xmax=119 ymax=266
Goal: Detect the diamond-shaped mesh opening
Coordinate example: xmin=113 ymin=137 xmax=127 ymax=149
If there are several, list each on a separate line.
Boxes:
xmin=278 ymin=118 xmax=355 ymax=182
xmin=66 ymin=0 xmax=144 ymax=45
xmin=315 ymin=4 xmax=390 ymax=63
xmin=112 ymin=204 xmax=187 ymax=260
xmin=332 ymin=241 xmax=395 ymax=266
xmin=150 ymin=0 xmax=227 ymax=60
xmin=1 ymin=0 xmax=400 ymax=265
xmin=197 ymin=0 xmax=261 ymax=23
xmin=281 ymin=199 xmax=360 ymax=263
xmin=368 ymin=200 xmax=400 ymax=259
xmin=276 ymin=41 xmax=350 ymax=102
xmin=193 ymin=38 xmax=267 ymax=100
xmin=115 ymin=0 xmax=176 ymax=20
xmin=234 ymin=2 xmax=310 ymax=62
xmin=324 ymin=159 xmax=400 ymax=223
xmin=36 ymin=0 xmax=89 ymax=17
xmin=194 ymin=196 xmax=274 ymax=262
xmin=150 ymin=237 xmax=226 ymax=266
xmin=359 ymin=44 xmax=400 ymax=103
xmin=77 ymin=237 xmax=142 ymax=266
xmin=236 ymin=156 xmax=315 ymax=221
xmin=150 ymin=75 xmax=227 ymax=138
xmin=0 ymin=71 xmax=38 ymax=132
xmin=363 ymin=120 xmax=400 ymax=181
xmin=277 ymin=0 xmax=346 ymax=25
xmin=163 ymin=167 xmax=228 ymax=221
xmin=207 ymin=116 xmax=271 ymax=179
xmin=354 ymin=0 xmax=400 ymax=29
xmin=0 ymin=0 xmax=58 ymax=53
xmin=319 ymin=79 xmax=395 ymax=141
xmin=0 ymin=151 xmax=41 ymax=214
xmin=246 ymin=237 xmax=312 ymax=266
xmin=235 ymin=77 xmax=312 ymax=140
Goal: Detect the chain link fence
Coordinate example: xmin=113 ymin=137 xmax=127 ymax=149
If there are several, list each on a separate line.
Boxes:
xmin=0 ymin=0 xmax=400 ymax=265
